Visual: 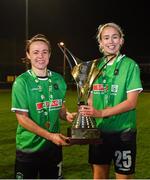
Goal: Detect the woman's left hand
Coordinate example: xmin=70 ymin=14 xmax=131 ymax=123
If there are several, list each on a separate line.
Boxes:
xmin=79 ymin=105 xmax=102 ymax=117
xmin=79 ymin=105 xmax=95 ymax=117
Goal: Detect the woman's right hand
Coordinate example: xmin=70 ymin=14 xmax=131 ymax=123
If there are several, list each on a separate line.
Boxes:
xmin=48 ymin=133 xmax=70 ymax=146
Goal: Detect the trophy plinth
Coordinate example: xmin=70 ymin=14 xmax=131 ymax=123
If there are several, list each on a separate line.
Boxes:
xmin=67 ymin=102 xmax=101 ymax=144
xmin=67 ymin=127 xmax=101 ymax=145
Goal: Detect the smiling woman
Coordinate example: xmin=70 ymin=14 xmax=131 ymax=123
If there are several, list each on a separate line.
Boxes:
xmin=79 ymin=22 xmax=143 ymax=179
xmin=11 ymin=34 xmax=75 ymax=179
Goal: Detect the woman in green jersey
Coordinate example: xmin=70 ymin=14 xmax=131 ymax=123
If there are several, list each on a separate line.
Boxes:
xmin=79 ymin=23 xmax=143 ymax=179
xmin=11 ymin=34 xmax=75 ymax=179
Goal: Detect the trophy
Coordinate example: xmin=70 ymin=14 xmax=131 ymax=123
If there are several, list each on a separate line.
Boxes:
xmin=68 ymin=60 xmax=101 ymax=144
xmin=58 ymin=43 xmax=114 ymax=144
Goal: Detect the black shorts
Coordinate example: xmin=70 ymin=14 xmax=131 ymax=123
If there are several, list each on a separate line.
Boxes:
xmin=89 ymin=130 xmax=136 ymax=175
xmin=15 ymin=143 xmax=63 ymax=179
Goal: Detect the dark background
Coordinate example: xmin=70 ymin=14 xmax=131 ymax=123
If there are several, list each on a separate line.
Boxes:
xmin=0 ymin=0 xmax=150 ymax=87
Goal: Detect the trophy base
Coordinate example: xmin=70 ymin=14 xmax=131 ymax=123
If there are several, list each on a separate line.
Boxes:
xmin=67 ymin=127 xmax=102 ymax=145
xmin=68 ymin=138 xmax=101 ymax=145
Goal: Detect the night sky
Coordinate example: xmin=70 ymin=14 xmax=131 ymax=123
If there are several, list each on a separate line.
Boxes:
xmin=0 ymin=0 xmax=150 ymax=75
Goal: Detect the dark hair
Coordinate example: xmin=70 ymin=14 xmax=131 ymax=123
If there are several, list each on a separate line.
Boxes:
xmin=25 ymin=34 xmax=51 ymax=53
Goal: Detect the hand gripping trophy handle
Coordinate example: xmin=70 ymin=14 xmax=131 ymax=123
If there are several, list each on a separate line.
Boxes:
xmin=58 ymin=43 xmax=115 ymax=144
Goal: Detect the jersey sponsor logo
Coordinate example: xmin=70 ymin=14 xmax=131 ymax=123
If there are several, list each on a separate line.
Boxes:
xmin=93 ymin=84 xmax=104 ymax=91
xmin=36 ymin=99 xmax=62 ymax=110
xmin=93 ymin=84 xmax=118 ymax=95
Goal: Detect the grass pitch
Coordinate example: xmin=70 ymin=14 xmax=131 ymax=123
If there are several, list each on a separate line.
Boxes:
xmin=0 ymin=89 xmax=150 ymax=179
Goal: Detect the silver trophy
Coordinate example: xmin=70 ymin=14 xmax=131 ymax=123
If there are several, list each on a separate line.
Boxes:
xmin=58 ymin=43 xmax=114 ymax=144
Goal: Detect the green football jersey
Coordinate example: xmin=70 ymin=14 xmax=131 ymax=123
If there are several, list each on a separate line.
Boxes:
xmin=92 ymin=55 xmax=143 ymax=132
xmin=11 ymin=70 xmax=67 ymax=152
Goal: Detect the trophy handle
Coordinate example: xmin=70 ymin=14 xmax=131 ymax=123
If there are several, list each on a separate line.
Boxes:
xmin=57 ymin=43 xmax=82 ymax=69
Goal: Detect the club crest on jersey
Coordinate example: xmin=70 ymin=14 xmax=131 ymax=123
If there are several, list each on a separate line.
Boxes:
xmin=111 ymin=85 xmax=118 ymax=93
xmin=53 ymin=83 xmax=59 ymax=90
xmin=36 ymin=99 xmax=62 ymax=110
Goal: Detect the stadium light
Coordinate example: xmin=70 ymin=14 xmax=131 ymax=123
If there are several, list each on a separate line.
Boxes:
xmin=58 ymin=42 xmax=66 ymax=79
